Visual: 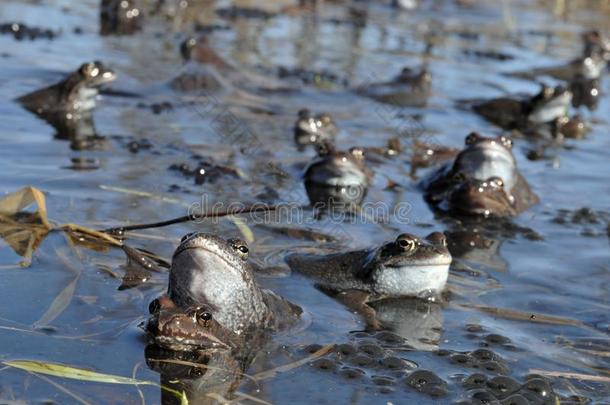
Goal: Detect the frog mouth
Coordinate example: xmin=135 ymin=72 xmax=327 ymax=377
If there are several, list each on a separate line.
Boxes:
xmin=154 ymin=332 xmax=230 ymax=351
xmin=386 ymin=256 xmax=452 ymax=269
xmin=306 ymin=159 xmax=368 ymax=187
xmin=448 ymin=182 xmax=516 ymax=217
xmin=456 ymin=144 xmax=516 ymax=190
xmin=74 ymin=71 xmax=117 ymax=112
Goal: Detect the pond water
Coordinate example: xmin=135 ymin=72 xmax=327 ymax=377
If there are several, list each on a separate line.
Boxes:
xmin=0 ymin=0 xmax=609 ymax=404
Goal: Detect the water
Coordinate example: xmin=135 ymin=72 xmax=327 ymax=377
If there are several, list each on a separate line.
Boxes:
xmin=0 ymin=0 xmax=609 ymax=404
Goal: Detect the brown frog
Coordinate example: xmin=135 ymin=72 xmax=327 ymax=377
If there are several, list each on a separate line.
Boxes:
xmin=16 ymin=61 xmax=116 ymax=119
xmin=286 ymin=232 xmax=451 ymax=328
xmin=146 ymin=294 xmax=239 ymax=352
xmin=423 ymin=132 xmax=538 ymax=217
xmin=471 ymin=85 xmax=583 ymax=139
xmin=294 ymin=109 xmax=338 ymax=146
xmin=357 ymin=66 xmax=432 ymax=107
xmin=100 ymin=0 xmax=143 ymax=36
xmin=303 ymin=143 xmax=371 ymax=206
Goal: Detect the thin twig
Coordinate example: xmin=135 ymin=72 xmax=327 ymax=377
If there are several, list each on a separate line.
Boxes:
xmin=100 ymin=204 xmax=282 ymax=234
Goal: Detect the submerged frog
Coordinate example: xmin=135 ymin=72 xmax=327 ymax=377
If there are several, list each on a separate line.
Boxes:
xmin=163 ymin=233 xmax=301 ymax=338
xmin=145 ymin=342 xmax=249 ymax=403
xmin=178 ymin=35 xmax=283 ymax=94
xmin=100 ymin=0 xmax=143 ymax=36
xmin=512 ymin=30 xmax=609 ymax=82
xmin=287 ymin=232 xmax=451 ymax=299
xmin=147 ymin=294 xmax=239 ymax=351
xmin=294 ymin=109 xmax=338 ymax=146
xmin=569 ymin=74 xmax=601 ymax=110
xmin=471 ymin=85 xmax=580 ymax=139
xmin=303 ymin=143 xmax=371 ymax=206
xmin=424 ymin=132 xmax=538 ymax=217
xmin=16 ymin=61 xmax=116 ymax=119
xmin=356 ymin=66 xmax=431 ymax=107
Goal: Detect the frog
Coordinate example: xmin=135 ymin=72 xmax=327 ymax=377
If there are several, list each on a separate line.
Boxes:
xmin=294 ymin=109 xmax=338 ymax=146
xmin=356 ymin=66 xmax=432 ymax=107
xmin=471 ymin=85 xmax=573 ymax=139
xmin=303 ymin=143 xmax=371 ymax=206
xmin=16 ymin=61 xmax=116 ymax=119
xmin=165 ymin=233 xmax=302 ymax=337
xmin=286 ymin=232 xmax=451 ymax=328
xmin=423 ymin=132 xmax=539 ymax=217
xmin=100 ymin=0 xmax=143 ymax=36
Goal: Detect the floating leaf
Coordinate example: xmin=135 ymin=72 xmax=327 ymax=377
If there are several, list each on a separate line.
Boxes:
xmin=0 ymin=186 xmax=50 ymax=227
xmin=0 ymin=186 xmax=52 ymax=266
xmin=60 ymin=223 xmax=122 ymax=247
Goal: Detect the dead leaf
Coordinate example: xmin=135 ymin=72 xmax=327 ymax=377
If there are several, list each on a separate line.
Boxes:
xmin=0 ymin=187 xmax=52 ymax=266
xmin=0 ymin=186 xmax=50 ymax=227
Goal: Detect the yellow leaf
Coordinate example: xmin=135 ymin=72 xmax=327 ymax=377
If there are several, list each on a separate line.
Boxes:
xmin=4 ymin=360 xmax=155 ymax=385
xmin=3 ymin=360 xmax=188 ymax=402
xmin=229 ymin=216 xmax=254 ymax=243
xmin=0 ymin=186 xmax=52 ymax=266
xmin=0 ymin=186 xmax=50 ymax=228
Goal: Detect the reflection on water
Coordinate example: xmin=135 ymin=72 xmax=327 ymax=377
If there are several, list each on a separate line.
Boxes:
xmin=145 ymin=345 xmax=250 ymax=405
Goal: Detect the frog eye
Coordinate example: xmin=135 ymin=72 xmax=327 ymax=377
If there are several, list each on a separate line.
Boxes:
xmin=318 ymin=113 xmax=332 ymax=125
xmin=395 ymin=234 xmax=419 ymax=252
xmin=189 ymin=367 xmax=205 ymax=378
xmin=148 ymin=299 xmax=160 ymax=315
xmin=488 ymin=177 xmax=504 ymax=188
xmin=195 ymin=308 xmax=213 ymax=325
xmin=465 ymin=132 xmax=481 ymax=145
xmin=541 ymin=86 xmax=554 ymax=98
xmin=80 ymin=62 xmax=99 ymax=78
xmin=180 ymin=232 xmax=197 ymax=243
xmin=499 ymin=136 xmax=513 ymax=149
xmin=227 ymin=238 xmax=249 ymax=260
xmin=180 ymin=37 xmax=197 ymax=60
xmin=349 ymin=147 xmax=365 ymax=159
xmin=452 ymin=172 xmax=467 ymax=182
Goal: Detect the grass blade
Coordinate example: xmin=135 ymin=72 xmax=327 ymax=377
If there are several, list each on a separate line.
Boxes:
xmin=3 ymin=360 xmax=156 ymax=385
xmin=3 ymin=360 xmax=188 ymax=403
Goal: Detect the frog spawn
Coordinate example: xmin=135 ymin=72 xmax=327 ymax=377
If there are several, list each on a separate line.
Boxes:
xmin=304 ymin=331 xmax=427 ymax=396
xmin=304 ymin=326 xmax=573 ymax=403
